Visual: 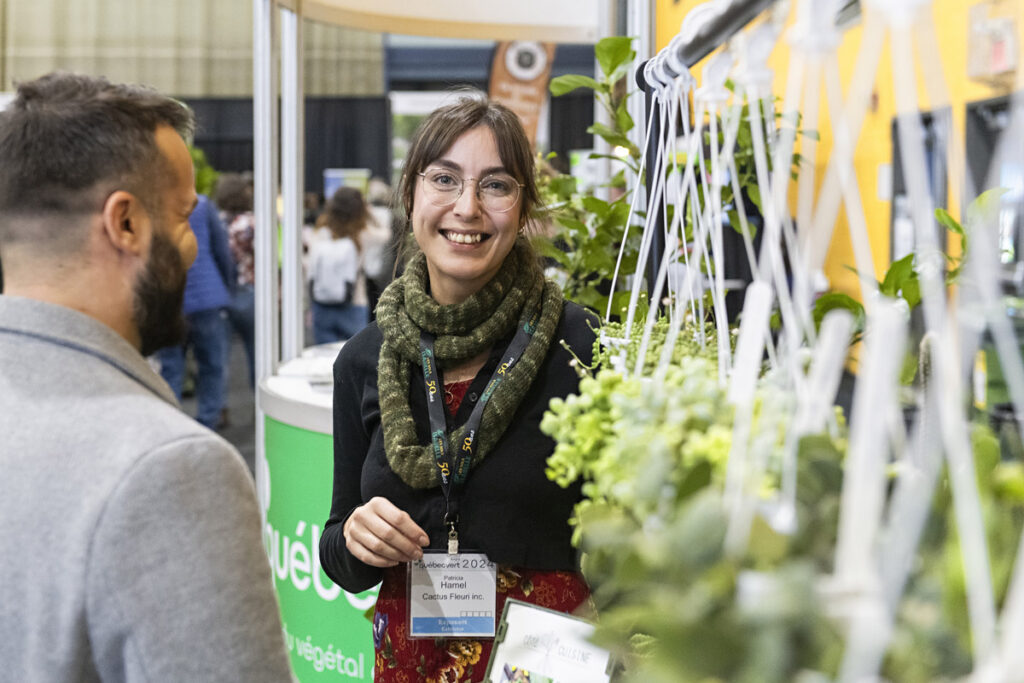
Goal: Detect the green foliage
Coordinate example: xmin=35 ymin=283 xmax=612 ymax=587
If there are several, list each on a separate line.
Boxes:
xmin=549 ymin=74 xmax=603 ymax=97
xmin=542 ymin=315 xmax=848 ymax=681
xmin=539 ymin=37 xmax=642 ymax=319
xmin=190 ymin=145 xmax=219 ymax=197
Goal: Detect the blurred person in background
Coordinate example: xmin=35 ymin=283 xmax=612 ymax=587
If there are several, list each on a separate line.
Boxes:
xmin=154 ymin=193 xmax=234 ymax=430
xmin=363 ymin=177 xmax=396 ymax=315
xmin=308 ymin=186 xmax=371 ymax=343
xmin=0 ymin=71 xmax=291 ymax=682
xmin=215 ymin=171 xmax=256 ymax=388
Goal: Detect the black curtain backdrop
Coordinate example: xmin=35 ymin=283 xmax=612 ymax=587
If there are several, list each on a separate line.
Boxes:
xmin=182 ymin=96 xmax=391 ymax=199
xmin=183 ymin=92 xmax=592 ymax=197
xmin=547 ymin=90 xmax=595 ymax=173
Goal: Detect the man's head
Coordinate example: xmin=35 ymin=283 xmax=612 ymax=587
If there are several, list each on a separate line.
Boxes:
xmin=0 ymin=72 xmax=199 ymax=354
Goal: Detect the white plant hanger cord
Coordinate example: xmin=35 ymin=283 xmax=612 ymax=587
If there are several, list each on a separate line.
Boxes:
xmin=963 ymin=90 xmax=1024 ymax=681
xmin=831 ymin=299 xmax=908 ymax=683
xmin=805 ymin=1 xmax=885 ymax=309
xmin=620 ymin=58 xmax=672 ymax=345
xmin=633 ymin=61 xmax=693 ymax=377
xmin=888 ymin=0 xmax=998 ymax=665
xmin=695 ymin=48 xmax=736 ymax=383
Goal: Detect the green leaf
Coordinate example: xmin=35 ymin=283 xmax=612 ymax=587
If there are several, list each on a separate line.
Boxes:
xmin=967 ymin=187 xmax=1009 ymax=227
xmin=800 ymin=128 xmax=821 ymax=141
xmin=899 ymin=350 xmax=918 ymax=385
xmin=607 ymin=290 xmax=634 ymax=320
xmin=595 ymin=36 xmax=634 ymax=79
xmin=587 ymin=122 xmax=634 ymax=151
xmin=935 ymin=207 xmax=963 ymax=236
xmin=533 ymin=237 xmax=572 ymax=268
xmin=587 ymin=152 xmax=631 ymax=163
xmin=993 ymin=462 xmax=1024 ymax=503
xmin=546 ymin=175 xmax=578 ymax=198
xmin=880 ymin=253 xmax=915 ymax=297
xmin=727 ymin=210 xmax=740 ymax=230
xmin=746 ymin=184 xmax=763 ymax=213
xmin=615 ymin=100 xmax=635 ymax=136
xmin=582 ymin=195 xmax=611 ymax=216
xmin=901 ymin=273 xmax=921 ymax=309
xmin=555 ymin=216 xmax=588 ymax=235
xmin=971 ymin=422 xmax=1001 ymax=482
xmin=678 ymin=461 xmax=713 ymax=499
xmin=747 ymin=514 xmax=788 ymax=565
xmin=812 ymin=292 xmax=865 ymax=334
xmin=550 ymin=74 xmax=603 ymax=97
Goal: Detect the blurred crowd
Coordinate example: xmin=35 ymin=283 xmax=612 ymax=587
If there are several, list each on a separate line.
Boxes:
xmin=155 ymin=172 xmax=398 ymax=430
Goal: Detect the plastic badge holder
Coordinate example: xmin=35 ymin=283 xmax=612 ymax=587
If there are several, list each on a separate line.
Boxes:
xmin=483 ymin=599 xmax=615 ymax=683
xmin=407 ymin=551 xmax=497 ymax=640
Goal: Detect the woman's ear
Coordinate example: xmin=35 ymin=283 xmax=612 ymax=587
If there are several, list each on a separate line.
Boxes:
xmin=100 ymin=190 xmax=150 ymax=256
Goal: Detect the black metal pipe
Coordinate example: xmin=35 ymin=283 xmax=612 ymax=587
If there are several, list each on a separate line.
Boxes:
xmin=636 ymin=0 xmax=775 ymax=88
xmin=643 ymin=80 xmax=664 ymax=314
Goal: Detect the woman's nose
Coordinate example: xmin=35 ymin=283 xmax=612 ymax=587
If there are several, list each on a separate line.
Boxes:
xmin=453 ymin=178 xmax=482 ymax=218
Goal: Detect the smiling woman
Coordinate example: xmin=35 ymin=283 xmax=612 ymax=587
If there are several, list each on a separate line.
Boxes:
xmin=318 ymin=94 xmax=600 ymax=682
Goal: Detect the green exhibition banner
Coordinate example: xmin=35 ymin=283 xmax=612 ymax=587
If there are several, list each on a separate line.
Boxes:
xmin=263 ymin=417 xmax=378 ymax=681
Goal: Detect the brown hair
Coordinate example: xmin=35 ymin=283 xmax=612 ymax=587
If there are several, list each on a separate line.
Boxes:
xmin=398 ymin=93 xmax=541 ymax=227
xmin=214 ymin=171 xmax=254 ymax=215
xmin=0 ymin=71 xmax=194 ymax=250
xmin=317 ymin=186 xmax=369 ymax=249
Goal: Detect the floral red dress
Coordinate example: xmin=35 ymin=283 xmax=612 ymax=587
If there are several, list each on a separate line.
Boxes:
xmin=370 ymin=380 xmax=591 ymax=683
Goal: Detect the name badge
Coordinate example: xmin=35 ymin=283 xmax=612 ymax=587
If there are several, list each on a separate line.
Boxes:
xmin=408 ymin=552 xmax=497 ymax=638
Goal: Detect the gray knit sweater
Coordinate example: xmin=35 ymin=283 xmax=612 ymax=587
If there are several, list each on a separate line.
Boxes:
xmin=0 ymin=296 xmax=292 ymax=682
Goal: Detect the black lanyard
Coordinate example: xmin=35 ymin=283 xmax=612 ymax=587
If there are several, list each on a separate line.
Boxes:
xmin=419 ymin=308 xmax=539 ymax=553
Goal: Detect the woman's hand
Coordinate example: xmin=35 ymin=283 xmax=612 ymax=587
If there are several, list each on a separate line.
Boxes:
xmin=344 ymin=496 xmax=430 ymax=567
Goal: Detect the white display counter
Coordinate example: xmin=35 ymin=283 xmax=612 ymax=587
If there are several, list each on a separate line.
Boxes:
xmin=258 ymin=343 xmax=378 ymax=682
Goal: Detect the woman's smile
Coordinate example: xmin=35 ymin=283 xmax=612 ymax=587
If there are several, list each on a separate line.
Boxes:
xmin=440 ymin=230 xmax=490 ymax=245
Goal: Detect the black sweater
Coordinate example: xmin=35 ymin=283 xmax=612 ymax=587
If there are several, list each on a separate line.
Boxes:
xmin=318 ymin=301 xmax=598 ymax=593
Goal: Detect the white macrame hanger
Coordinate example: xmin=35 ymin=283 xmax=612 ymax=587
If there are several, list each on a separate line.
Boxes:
xmin=891 ymin=1 xmax=997 ymax=666
xmin=620 ymin=58 xmax=673 ymax=341
xmin=831 ymin=298 xmax=909 ymax=683
xmin=737 ymin=41 xmax=806 ymax=370
xmin=635 ymin=48 xmax=706 ymax=376
xmin=604 ymin=66 xmax=659 ymax=325
xmin=694 ymin=48 xmax=735 ymax=384
xmin=962 ymin=92 xmax=1024 ymax=682
xmin=806 ymin=4 xmax=885 ymax=308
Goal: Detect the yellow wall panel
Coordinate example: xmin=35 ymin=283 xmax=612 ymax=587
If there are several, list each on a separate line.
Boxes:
xmin=653 ymin=0 xmax=1022 ymax=301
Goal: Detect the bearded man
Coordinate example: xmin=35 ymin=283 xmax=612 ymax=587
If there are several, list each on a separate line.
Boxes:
xmin=0 ymin=72 xmax=292 ymax=682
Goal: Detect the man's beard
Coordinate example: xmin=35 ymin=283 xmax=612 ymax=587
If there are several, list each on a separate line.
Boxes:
xmin=133 ymin=231 xmax=188 ymax=357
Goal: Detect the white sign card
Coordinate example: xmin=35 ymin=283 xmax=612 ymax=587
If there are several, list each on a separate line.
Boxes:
xmin=484 ymin=599 xmax=613 ymax=683
xmin=408 ymin=552 xmax=497 ymax=638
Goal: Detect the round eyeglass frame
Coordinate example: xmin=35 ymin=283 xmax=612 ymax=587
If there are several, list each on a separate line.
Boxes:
xmin=416 ymin=168 xmax=525 ymax=213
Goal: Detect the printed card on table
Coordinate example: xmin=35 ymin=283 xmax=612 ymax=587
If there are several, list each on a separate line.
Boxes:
xmin=484 ymin=599 xmax=613 ymax=683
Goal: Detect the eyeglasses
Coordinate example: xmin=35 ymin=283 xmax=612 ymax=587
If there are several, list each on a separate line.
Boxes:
xmin=417 ymin=168 xmax=524 ymax=213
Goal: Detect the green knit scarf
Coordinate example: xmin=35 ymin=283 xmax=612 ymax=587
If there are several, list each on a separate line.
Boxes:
xmin=375 ymin=238 xmax=564 ymax=489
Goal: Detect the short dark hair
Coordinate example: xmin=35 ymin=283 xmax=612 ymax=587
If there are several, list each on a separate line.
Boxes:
xmin=398 ymin=93 xmax=541 ymax=225
xmin=0 ymin=72 xmax=194 ymax=248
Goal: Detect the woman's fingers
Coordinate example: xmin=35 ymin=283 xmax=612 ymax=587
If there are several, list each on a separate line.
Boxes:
xmin=344 ymin=497 xmax=430 ymax=567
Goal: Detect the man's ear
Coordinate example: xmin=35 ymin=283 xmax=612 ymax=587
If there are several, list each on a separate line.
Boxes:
xmin=100 ymin=190 xmax=150 ymax=256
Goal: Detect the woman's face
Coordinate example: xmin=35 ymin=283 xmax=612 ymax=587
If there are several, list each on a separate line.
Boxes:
xmin=411 ymin=125 xmax=522 ymax=305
